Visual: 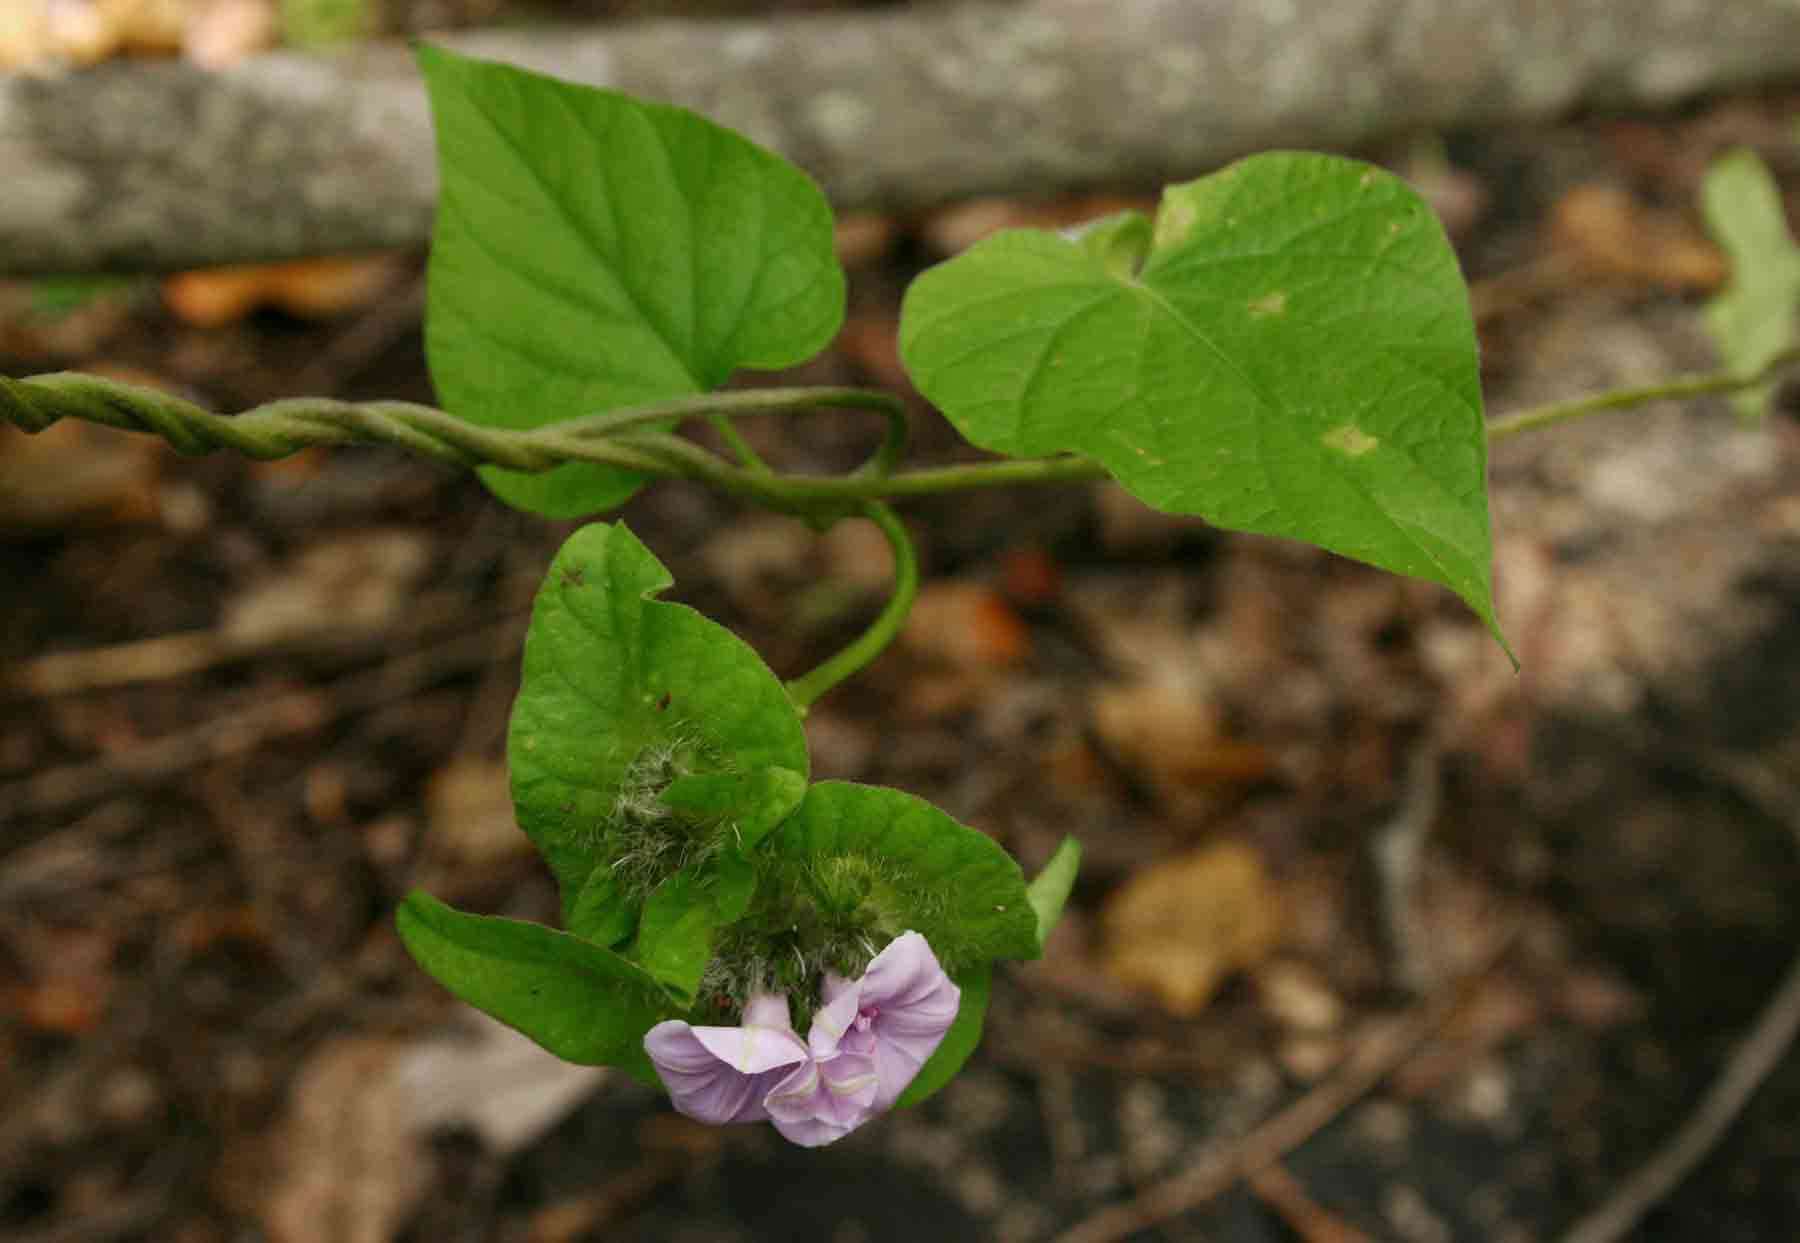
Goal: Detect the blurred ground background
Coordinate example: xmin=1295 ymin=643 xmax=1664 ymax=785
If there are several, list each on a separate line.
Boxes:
xmin=3 ymin=3 xmax=1800 ymax=1241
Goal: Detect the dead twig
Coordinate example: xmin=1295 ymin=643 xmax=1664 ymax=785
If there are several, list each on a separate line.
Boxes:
xmin=1557 ymin=750 xmax=1800 ymax=1243
xmin=523 ymin=1152 xmax=696 ymax=1243
xmin=4 ymin=579 xmax=537 ymax=698
xmin=1246 ymin=1161 xmax=1376 ymax=1243
xmin=1053 ymin=927 xmax=1519 ymax=1243
xmin=0 ymin=615 xmax=524 ymax=823
xmin=1368 ymin=740 xmax=1444 ymax=995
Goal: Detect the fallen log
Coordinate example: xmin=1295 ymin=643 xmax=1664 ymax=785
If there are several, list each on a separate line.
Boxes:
xmin=3 ymin=0 xmax=1800 ymax=273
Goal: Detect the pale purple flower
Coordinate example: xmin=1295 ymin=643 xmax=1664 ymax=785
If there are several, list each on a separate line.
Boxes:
xmin=810 ymin=931 xmax=962 ymax=1110
xmin=643 ymin=931 xmax=960 ymax=1146
xmin=642 ymin=994 xmax=806 ymax=1125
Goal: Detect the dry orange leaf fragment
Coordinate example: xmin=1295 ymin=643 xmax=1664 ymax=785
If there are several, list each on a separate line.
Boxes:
xmin=164 ymin=254 xmax=405 ymax=328
xmin=5 ymin=980 xmax=106 ymax=1035
xmin=1101 ymin=840 xmax=1284 ymax=1017
xmin=902 ymin=580 xmax=1032 ymax=670
xmin=1549 ymin=183 xmax=1727 ymax=292
xmin=1091 ymin=674 xmax=1275 ymax=798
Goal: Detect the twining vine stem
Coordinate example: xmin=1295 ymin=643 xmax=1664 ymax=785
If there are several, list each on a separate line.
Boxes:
xmin=0 ymin=371 xmax=1074 ymax=516
xmin=1483 ymin=345 xmax=1800 ymax=440
xmin=7 ymin=352 xmax=1794 ymax=508
xmin=783 ymin=501 xmax=920 ymax=713
xmin=2 ymin=350 xmax=1791 ymax=703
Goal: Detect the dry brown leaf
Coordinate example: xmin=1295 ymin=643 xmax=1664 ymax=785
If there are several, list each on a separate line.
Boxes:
xmin=256 ymin=1038 xmax=427 ymax=1243
xmin=902 ymin=580 xmax=1032 ymax=670
xmin=835 ymin=311 xmax=909 ymax=392
xmin=1256 ymin=958 xmax=1346 ymax=1035
xmin=220 ymin=529 xmax=432 ymax=647
xmin=162 ymin=266 xmax=272 ymax=328
xmin=700 ymin=514 xmax=814 ymax=618
xmin=0 ymin=6 xmax=52 ymax=70
xmin=820 ymin=515 xmax=897 ymax=593
xmin=1101 ymin=840 xmax=1285 ymax=1016
xmin=393 ymin=1015 xmax=606 ymax=1154
xmin=833 ymin=211 xmax=897 ymax=266
xmin=1091 ymin=673 xmax=1275 ymax=799
xmin=1042 ymin=736 xmax=1114 ymax=795
xmin=0 ymin=419 xmax=163 ymax=531
xmin=44 ymin=0 xmax=190 ymax=65
xmin=1548 ymin=183 xmax=1727 ymax=292
xmin=998 ymin=545 xmax=1061 ymax=607
xmin=0 ymin=0 xmax=261 ymax=70
xmin=4 ymin=980 xmax=107 ymax=1035
xmin=424 ymin=757 xmax=533 ymax=870
xmin=262 ymin=254 xmax=408 ymax=319
xmin=251 ymin=1018 xmax=603 ymax=1243
xmin=182 ymin=0 xmax=274 ymax=67
xmin=164 ymin=255 xmax=405 ymax=327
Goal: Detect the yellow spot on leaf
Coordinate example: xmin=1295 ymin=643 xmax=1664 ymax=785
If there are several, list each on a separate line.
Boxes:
xmin=1322 ymin=423 xmax=1379 ymax=456
xmin=1153 ymin=193 xmax=1198 ymax=251
xmin=1247 ymin=290 xmax=1287 ymax=318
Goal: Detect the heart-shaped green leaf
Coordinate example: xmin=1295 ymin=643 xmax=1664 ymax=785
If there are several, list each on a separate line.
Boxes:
xmin=659 ymin=767 xmax=810 ymax=853
xmin=419 ymin=44 xmax=846 ymax=517
xmin=901 ymin=153 xmax=1503 ymax=646
xmin=894 ymin=964 xmax=990 ymax=1108
xmin=767 ymin=781 xmax=1039 ymax=971
xmin=567 ymin=867 xmax=636 ymax=947
xmin=396 ymin=890 xmax=670 ymax=1078
xmin=635 ymin=851 xmax=758 ymax=1004
xmin=1703 ymin=148 xmax=1800 ymax=419
xmin=509 ymin=523 xmax=808 ymax=919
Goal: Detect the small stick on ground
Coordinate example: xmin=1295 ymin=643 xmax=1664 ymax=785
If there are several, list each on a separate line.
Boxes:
xmin=4 ymin=580 xmax=536 ymax=697
xmin=1369 ymin=740 xmax=1444 ymax=995
xmin=1053 ymin=927 xmax=1519 ymax=1243
xmin=1557 ymin=750 xmax=1800 ymax=1243
xmin=0 ymin=617 xmax=524 ymax=822
xmin=1247 ymin=1161 xmax=1375 ymax=1243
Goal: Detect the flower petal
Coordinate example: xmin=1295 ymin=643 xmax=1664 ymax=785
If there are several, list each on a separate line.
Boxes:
xmin=806 ymin=976 xmax=865 ymax=1059
xmin=859 ymin=931 xmax=961 ymax=1109
xmin=644 ymin=1021 xmax=777 ymax=1124
xmin=643 ymin=993 xmax=809 ymax=1126
xmin=689 ymin=1017 xmax=811 ymax=1075
xmin=764 ymin=1049 xmax=879 ymax=1147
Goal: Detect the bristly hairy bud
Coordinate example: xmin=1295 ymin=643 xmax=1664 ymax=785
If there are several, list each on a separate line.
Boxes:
xmin=593 ymin=727 xmax=734 ymax=903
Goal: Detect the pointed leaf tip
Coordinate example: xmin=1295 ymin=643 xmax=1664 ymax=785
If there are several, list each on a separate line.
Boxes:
xmin=901 ymin=152 xmax=1505 ymax=647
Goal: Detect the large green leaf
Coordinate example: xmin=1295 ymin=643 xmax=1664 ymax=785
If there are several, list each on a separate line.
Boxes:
xmin=634 ymin=851 xmax=758 ymax=1004
xmin=567 ymin=867 xmax=636 ymax=947
xmin=509 ymin=523 xmax=808 ymax=917
xmin=900 ymin=153 xmax=1503 ymax=646
xmin=419 ymin=44 xmax=846 ymax=516
xmin=396 ymin=891 xmax=670 ymax=1078
xmin=1703 ymin=148 xmax=1800 ymax=420
xmin=767 ymin=782 xmax=1039 ymax=971
xmin=894 ymin=965 xmax=990 ymax=1108
xmin=659 ymin=767 xmax=809 ymax=853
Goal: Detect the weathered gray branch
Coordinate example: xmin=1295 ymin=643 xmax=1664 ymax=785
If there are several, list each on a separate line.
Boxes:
xmin=5 ymin=0 xmax=1800 ymax=274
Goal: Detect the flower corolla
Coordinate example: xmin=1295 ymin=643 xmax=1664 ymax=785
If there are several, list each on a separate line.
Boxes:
xmin=643 ymin=931 xmax=959 ymax=1146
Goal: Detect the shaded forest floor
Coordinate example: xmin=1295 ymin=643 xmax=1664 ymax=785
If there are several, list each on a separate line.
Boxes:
xmin=3 ymin=69 xmax=1800 ymax=1243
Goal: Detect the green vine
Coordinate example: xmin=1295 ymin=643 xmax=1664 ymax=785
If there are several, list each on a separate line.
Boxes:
xmin=784 ymin=502 xmax=921 ymax=713
xmin=7 ymin=354 xmax=1792 ymax=520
